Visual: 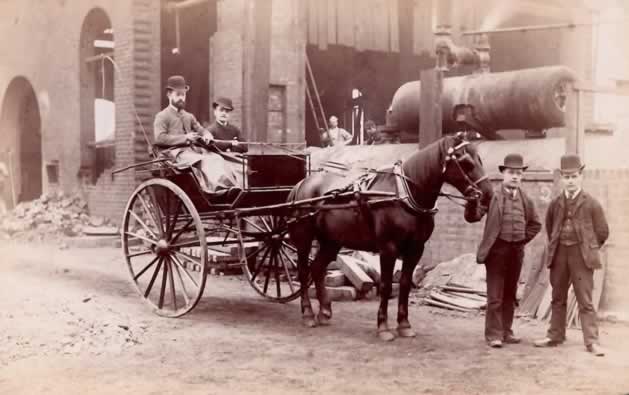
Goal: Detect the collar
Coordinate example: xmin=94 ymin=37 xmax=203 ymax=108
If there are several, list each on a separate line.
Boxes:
xmin=168 ymin=104 xmax=181 ymax=113
xmin=216 ymin=120 xmax=228 ymax=127
xmin=564 ymin=188 xmax=582 ymax=200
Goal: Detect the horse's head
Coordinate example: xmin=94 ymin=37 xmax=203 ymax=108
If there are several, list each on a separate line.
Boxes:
xmin=441 ymin=133 xmax=493 ymax=215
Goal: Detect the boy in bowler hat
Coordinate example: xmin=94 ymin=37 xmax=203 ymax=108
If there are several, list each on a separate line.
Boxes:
xmin=475 ymin=153 xmax=541 ymax=348
xmin=534 ymin=154 xmax=609 ymax=356
xmin=207 ymin=97 xmax=247 ymax=153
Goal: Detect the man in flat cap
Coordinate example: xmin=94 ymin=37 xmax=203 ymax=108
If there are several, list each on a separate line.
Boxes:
xmin=153 ymin=75 xmax=239 ymax=194
xmin=476 ymin=153 xmax=541 ymax=348
xmin=206 ymin=97 xmax=247 ymax=153
xmin=535 ymin=154 xmax=609 ymax=356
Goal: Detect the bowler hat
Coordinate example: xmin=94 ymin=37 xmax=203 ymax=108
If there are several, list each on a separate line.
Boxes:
xmin=499 ymin=153 xmax=528 ymax=172
xmin=166 ymin=75 xmax=190 ymax=91
xmin=212 ymin=97 xmax=234 ymax=111
xmin=559 ymin=154 xmax=585 ymax=173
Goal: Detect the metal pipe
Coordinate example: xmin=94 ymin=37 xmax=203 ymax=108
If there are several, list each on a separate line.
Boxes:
xmin=462 ymin=19 xmax=628 ymax=36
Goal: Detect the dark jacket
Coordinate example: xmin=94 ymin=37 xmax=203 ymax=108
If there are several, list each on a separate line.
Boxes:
xmin=476 ymin=187 xmax=541 ymax=263
xmin=207 ymin=121 xmax=248 ymax=153
xmin=545 ymin=191 xmax=609 ymax=269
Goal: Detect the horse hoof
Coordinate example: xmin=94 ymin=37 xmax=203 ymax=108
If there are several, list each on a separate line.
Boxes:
xmin=303 ymin=317 xmax=317 ymax=328
xmin=317 ymin=313 xmax=332 ymax=326
xmin=378 ymin=330 xmax=396 ymax=342
xmin=397 ymin=327 xmax=417 ymax=338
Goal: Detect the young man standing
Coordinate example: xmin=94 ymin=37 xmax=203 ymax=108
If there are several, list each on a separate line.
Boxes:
xmin=475 ymin=153 xmax=541 ymax=348
xmin=534 ymin=154 xmax=609 ymax=356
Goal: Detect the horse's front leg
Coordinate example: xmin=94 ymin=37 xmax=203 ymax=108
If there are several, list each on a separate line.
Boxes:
xmin=397 ymin=247 xmax=424 ymax=338
xmin=377 ymin=249 xmax=397 ymax=341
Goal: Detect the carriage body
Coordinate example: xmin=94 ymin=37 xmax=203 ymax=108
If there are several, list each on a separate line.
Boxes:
xmin=118 ymin=145 xmax=315 ymax=317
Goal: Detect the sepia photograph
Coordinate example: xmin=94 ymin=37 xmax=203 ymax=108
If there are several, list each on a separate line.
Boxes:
xmin=1 ymin=0 xmax=628 ymax=394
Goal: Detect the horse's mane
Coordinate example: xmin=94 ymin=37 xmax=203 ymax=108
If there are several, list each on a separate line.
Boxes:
xmin=401 ymin=136 xmax=447 ymax=192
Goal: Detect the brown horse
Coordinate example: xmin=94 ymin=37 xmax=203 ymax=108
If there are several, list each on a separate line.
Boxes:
xmin=287 ymin=133 xmax=492 ymax=341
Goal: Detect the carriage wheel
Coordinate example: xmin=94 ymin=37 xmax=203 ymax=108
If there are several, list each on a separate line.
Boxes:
xmin=239 ymin=214 xmax=312 ymax=303
xmin=121 ymin=179 xmax=207 ymax=317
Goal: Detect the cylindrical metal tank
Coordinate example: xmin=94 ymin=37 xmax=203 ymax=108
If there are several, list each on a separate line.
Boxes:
xmin=387 ymin=66 xmax=577 ymax=137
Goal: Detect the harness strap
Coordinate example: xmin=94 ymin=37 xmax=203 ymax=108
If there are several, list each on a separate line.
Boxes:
xmin=393 ymin=162 xmax=438 ymax=216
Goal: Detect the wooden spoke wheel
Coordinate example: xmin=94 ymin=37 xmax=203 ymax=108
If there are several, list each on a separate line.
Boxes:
xmin=121 ymin=179 xmax=207 ymax=317
xmin=239 ymin=214 xmax=312 ymax=303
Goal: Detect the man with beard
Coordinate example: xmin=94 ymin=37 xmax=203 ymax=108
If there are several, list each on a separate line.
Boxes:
xmin=153 ymin=75 xmax=240 ymax=195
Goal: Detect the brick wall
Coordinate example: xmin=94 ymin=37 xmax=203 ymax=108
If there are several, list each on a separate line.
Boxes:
xmin=87 ymin=0 xmax=162 ymax=222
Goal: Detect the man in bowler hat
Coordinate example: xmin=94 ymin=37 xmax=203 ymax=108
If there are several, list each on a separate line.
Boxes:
xmin=534 ymin=154 xmax=609 ymax=356
xmin=207 ymin=97 xmax=247 ymax=153
xmin=153 ymin=75 xmax=240 ymax=194
xmin=475 ymin=153 xmax=541 ymax=348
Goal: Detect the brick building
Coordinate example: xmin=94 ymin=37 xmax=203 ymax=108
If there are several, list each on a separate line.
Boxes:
xmin=0 ymin=0 xmax=627 ymax=318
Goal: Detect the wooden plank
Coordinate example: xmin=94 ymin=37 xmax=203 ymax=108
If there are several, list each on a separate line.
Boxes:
xmin=318 ymin=0 xmax=328 ymax=50
xmin=351 ymin=252 xmax=381 ymax=283
xmin=373 ymin=0 xmax=387 ymax=51
xmin=430 ymin=290 xmax=486 ymax=310
xmin=308 ymin=285 xmax=357 ymax=301
xmin=441 ymin=284 xmax=486 ymax=296
xmin=425 ymin=297 xmax=475 ymax=312
xmin=447 ymin=291 xmax=487 ymax=303
xmin=307 ymin=0 xmax=318 ymax=46
xmin=338 ymin=255 xmax=374 ymax=293
xmin=338 ymin=0 xmax=353 ymax=47
xmin=327 ymin=0 xmax=337 ymax=46
xmin=325 ymin=270 xmax=347 ymax=287
xmin=536 ymin=284 xmax=553 ymax=320
xmin=388 ymin=0 xmax=399 ymax=52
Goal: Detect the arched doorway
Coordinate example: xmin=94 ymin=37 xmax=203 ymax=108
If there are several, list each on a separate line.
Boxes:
xmin=79 ymin=7 xmax=114 ymax=184
xmin=0 ymin=76 xmax=42 ymax=207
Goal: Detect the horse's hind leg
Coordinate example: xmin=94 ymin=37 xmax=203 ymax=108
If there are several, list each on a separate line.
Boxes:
xmin=396 ymin=247 xmax=424 ymax=338
xmin=312 ymin=240 xmax=341 ymax=326
xmin=377 ymin=248 xmax=397 ymax=341
xmin=296 ymin=244 xmax=317 ymax=328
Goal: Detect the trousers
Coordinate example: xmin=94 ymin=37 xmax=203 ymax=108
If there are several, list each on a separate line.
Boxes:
xmin=547 ymin=244 xmax=599 ymax=346
xmin=484 ymin=239 xmax=524 ymax=342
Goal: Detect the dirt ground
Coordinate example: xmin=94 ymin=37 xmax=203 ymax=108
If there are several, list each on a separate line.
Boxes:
xmin=1 ymin=240 xmax=628 ymax=395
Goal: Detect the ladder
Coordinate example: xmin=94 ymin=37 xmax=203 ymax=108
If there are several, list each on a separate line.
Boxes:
xmin=305 ymin=54 xmax=328 ymax=140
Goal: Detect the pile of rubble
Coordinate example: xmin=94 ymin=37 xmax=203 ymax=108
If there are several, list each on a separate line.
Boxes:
xmin=0 ymin=192 xmax=113 ymax=242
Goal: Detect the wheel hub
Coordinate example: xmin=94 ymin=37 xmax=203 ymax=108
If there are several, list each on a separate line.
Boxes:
xmin=154 ymin=239 xmax=170 ymax=255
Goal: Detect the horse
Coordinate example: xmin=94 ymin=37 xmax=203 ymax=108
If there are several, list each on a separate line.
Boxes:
xmin=287 ymin=133 xmax=493 ymax=341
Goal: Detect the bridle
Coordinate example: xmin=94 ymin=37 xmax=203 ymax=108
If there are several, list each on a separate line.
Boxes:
xmin=441 ymin=139 xmax=488 ymax=203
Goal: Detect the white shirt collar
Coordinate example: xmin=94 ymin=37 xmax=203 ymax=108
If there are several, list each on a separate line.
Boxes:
xmin=565 ymin=188 xmax=582 ymax=200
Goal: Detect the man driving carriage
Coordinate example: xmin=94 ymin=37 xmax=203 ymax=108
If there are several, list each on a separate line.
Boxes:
xmin=153 ymin=75 xmax=243 ymax=196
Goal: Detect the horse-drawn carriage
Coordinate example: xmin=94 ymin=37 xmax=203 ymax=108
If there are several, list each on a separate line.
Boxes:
xmin=117 ymin=134 xmax=492 ymax=340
